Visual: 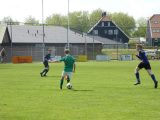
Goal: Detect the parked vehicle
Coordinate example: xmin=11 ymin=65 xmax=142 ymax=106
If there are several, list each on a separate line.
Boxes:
xmin=145 ymin=50 xmax=159 ymax=59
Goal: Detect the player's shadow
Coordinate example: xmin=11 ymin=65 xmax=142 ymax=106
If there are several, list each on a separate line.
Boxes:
xmin=44 ymin=75 xmax=61 ymax=78
xmin=71 ymin=89 xmax=94 ymax=92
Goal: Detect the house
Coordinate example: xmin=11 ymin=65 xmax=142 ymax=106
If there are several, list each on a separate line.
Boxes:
xmin=146 ymin=14 xmax=160 ymax=46
xmin=88 ymin=12 xmax=129 ymax=47
xmin=0 ymin=25 xmax=103 ymax=62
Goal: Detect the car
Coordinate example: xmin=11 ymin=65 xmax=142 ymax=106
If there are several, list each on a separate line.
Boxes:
xmin=145 ymin=50 xmax=157 ymax=60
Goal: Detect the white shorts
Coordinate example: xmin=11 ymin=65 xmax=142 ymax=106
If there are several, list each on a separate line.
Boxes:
xmin=61 ymin=71 xmax=72 ymax=79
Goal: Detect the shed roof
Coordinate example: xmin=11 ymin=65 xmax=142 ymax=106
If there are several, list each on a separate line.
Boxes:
xmin=7 ymin=25 xmax=102 ymax=44
xmin=0 ymin=25 xmax=6 ymax=44
xmin=92 ymin=36 xmax=123 ymax=45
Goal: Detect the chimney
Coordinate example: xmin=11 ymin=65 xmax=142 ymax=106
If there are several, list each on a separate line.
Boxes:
xmin=102 ymin=12 xmax=107 ymax=17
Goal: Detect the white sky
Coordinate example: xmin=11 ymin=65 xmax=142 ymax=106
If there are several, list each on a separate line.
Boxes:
xmin=0 ymin=0 xmax=160 ymax=22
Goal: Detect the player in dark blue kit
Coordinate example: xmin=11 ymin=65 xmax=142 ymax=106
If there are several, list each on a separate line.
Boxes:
xmin=134 ymin=44 xmax=158 ymax=88
xmin=40 ymin=50 xmax=51 ymax=77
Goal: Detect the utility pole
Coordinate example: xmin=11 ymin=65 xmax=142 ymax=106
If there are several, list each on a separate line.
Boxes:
xmin=67 ymin=0 xmax=70 ymax=49
xmin=42 ymin=0 xmax=45 ymax=59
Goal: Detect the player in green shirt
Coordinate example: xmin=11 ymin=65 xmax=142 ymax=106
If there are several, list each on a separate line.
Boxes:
xmin=59 ymin=49 xmax=76 ymax=89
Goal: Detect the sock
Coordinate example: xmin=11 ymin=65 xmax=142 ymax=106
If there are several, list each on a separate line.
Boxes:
xmin=135 ymin=73 xmax=140 ymax=83
xmin=41 ymin=69 xmax=46 ymax=74
xmin=44 ymin=69 xmax=49 ymax=76
xmin=66 ymin=75 xmax=70 ymax=83
xmin=60 ymin=78 xmax=64 ymax=89
xmin=151 ymin=74 xmax=157 ymax=83
xmin=40 ymin=69 xmax=46 ymax=76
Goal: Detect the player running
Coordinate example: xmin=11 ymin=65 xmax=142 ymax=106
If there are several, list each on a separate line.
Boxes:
xmin=40 ymin=50 xmax=52 ymax=77
xmin=0 ymin=48 xmax=7 ymax=63
xmin=134 ymin=44 xmax=158 ymax=88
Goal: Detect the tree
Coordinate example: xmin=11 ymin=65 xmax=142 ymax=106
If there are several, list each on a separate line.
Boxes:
xmin=69 ymin=11 xmax=90 ymax=32
xmin=1 ymin=16 xmax=19 ymax=25
xmin=80 ymin=11 xmax=90 ymax=32
xmin=89 ymin=9 xmax=103 ymax=28
xmin=111 ymin=12 xmax=136 ymax=36
xmin=46 ymin=14 xmax=66 ymax=26
xmin=61 ymin=16 xmax=68 ymax=27
xmin=24 ymin=16 xmax=39 ymax=25
xmin=133 ymin=17 xmax=147 ymax=37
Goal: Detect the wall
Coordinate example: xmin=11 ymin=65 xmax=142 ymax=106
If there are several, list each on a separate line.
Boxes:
xmin=1 ymin=43 xmax=102 ymax=62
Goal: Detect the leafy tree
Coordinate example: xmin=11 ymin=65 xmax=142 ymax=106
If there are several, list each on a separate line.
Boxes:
xmin=45 ymin=9 xmax=103 ymax=33
xmin=1 ymin=16 xmax=19 ymax=25
xmin=89 ymin=9 xmax=103 ymax=28
xmin=69 ymin=11 xmax=82 ymax=31
xmin=46 ymin=14 xmax=68 ymax=28
xmin=24 ymin=16 xmax=39 ymax=25
xmin=69 ymin=11 xmax=90 ymax=32
xmin=111 ymin=12 xmax=136 ymax=36
xmin=133 ymin=17 xmax=147 ymax=37
xmin=46 ymin=14 xmax=64 ymax=26
xmin=80 ymin=11 xmax=90 ymax=32
xmin=61 ymin=16 xmax=68 ymax=27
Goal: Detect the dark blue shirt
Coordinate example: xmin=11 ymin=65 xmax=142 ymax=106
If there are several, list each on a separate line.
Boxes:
xmin=44 ymin=54 xmax=51 ymax=61
xmin=136 ymin=50 xmax=149 ymax=63
xmin=43 ymin=54 xmax=51 ymax=67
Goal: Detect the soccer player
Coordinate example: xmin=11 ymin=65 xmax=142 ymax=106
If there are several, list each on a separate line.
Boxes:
xmin=58 ymin=49 xmax=76 ymax=89
xmin=0 ymin=48 xmax=7 ymax=63
xmin=40 ymin=50 xmax=51 ymax=77
xmin=134 ymin=44 xmax=158 ymax=88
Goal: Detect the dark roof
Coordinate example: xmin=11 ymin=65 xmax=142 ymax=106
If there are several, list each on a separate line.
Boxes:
xmin=91 ymin=36 xmax=123 ymax=45
xmin=7 ymin=25 xmax=102 ymax=44
xmin=149 ymin=14 xmax=160 ymax=20
xmin=88 ymin=15 xmax=129 ymax=39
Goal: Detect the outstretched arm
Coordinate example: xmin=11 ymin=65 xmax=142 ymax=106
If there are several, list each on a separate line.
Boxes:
xmin=49 ymin=57 xmax=64 ymax=63
xmin=49 ymin=60 xmax=60 ymax=63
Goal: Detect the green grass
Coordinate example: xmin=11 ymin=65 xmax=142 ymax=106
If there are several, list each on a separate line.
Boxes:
xmin=0 ymin=61 xmax=160 ymax=120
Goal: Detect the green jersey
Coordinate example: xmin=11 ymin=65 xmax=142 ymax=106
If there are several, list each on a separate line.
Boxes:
xmin=60 ymin=54 xmax=75 ymax=72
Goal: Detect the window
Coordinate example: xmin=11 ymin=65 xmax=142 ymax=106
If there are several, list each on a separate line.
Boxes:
xmin=153 ymin=29 xmax=160 ymax=33
xmin=114 ymin=29 xmax=118 ymax=35
xmin=108 ymin=30 xmax=113 ymax=35
xmin=119 ymin=38 xmax=122 ymax=43
xmin=108 ymin=22 xmax=110 ymax=26
xmin=104 ymin=30 xmax=107 ymax=34
xmin=102 ymin=22 xmax=105 ymax=27
xmin=153 ymin=21 xmax=159 ymax=24
xmin=153 ymin=29 xmax=156 ymax=32
xmin=155 ymin=38 xmax=158 ymax=42
xmin=93 ymin=30 xmax=98 ymax=35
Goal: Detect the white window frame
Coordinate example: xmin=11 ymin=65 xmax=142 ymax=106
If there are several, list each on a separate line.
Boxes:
xmin=114 ymin=29 xmax=118 ymax=35
xmin=108 ymin=30 xmax=113 ymax=35
xmin=102 ymin=22 xmax=105 ymax=27
xmin=104 ymin=30 xmax=107 ymax=34
xmin=108 ymin=22 xmax=110 ymax=26
xmin=93 ymin=30 xmax=98 ymax=35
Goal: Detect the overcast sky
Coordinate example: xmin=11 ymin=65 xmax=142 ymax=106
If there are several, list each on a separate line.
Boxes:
xmin=0 ymin=0 xmax=160 ymax=22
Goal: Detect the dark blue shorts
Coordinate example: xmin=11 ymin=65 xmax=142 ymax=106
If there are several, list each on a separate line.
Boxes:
xmin=138 ymin=62 xmax=151 ymax=70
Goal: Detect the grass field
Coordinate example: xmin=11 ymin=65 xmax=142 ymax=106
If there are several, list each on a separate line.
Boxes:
xmin=0 ymin=61 xmax=160 ymax=120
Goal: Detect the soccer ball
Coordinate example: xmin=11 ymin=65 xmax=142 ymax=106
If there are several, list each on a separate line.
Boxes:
xmin=66 ymin=83 xmax=72 ymax=89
